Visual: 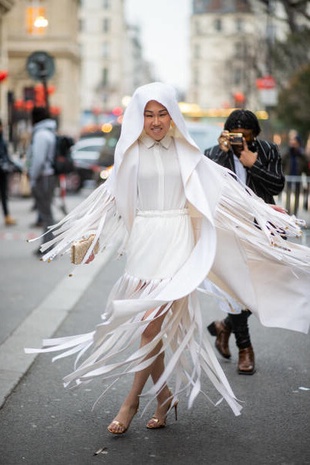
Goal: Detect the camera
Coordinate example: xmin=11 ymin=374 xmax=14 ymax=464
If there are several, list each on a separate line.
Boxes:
xmin=228 ymin=133 xmax=244 ymax=146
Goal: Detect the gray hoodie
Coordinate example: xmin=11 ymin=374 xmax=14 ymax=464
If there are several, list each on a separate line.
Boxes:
xmin=28 ymin=118 xmax=57 ymax=186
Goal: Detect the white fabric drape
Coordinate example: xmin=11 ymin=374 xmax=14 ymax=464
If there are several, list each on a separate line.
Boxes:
xmin=26 ymin=83 xmax=310 ymax=417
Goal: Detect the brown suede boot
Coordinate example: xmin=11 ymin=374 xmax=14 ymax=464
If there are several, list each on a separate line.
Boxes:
xmin=5 ymin=215 xmax=16 ymax=226
xmin=238 ymin=346 xmax=255 ymax=375
xmin=207 ymin=320 xmax=232 ymax=359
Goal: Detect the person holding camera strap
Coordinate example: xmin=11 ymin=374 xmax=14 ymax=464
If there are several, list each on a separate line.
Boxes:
xmin=204 ymin=109 xmax=285 ymax=375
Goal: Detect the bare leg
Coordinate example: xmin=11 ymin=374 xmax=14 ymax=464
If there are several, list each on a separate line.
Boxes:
xmin=148 ymin=348 xmax=173 ymax=420
xmin=107 ymin=307 xmax=168 ymax=434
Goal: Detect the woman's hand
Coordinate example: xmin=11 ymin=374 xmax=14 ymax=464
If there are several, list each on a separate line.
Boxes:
xmin=85 ymin=252 xmax=95 ymax=264
xmin=269 ymin=204 xmax=288 ymax=214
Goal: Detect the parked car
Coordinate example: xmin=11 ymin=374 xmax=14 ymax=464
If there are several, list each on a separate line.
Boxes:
xmin=68 ymin=122 xmax=219 ymax=191
xmin=96 ymin=123 xmax=121 ymax=182
xmin=68 ymin=137 xmax=106 ymax=191
xmin=68 ymin=124 xmax=123 ymax=191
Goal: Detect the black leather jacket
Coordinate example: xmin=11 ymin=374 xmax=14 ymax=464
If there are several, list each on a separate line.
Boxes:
xmin=205 ymin=139 xmax=285 ymax=204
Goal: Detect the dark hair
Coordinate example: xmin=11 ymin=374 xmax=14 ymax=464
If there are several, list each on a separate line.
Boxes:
xmin=31 ymin=106 xmax=51 ymax=125
xmin=224 ymin=109 xmax=261 ymax=136
xmin=294 ymin=134 xmax=303 ymax=146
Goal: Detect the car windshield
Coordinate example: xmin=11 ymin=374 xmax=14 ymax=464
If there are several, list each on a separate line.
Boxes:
xmin=72 ymin=138 xmax=105 ymax=162
xmin=186 ymin=123 xmax=221 ymax=152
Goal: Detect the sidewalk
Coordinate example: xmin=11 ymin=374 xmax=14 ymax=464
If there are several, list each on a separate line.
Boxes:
xmin=0 ymin=189 xmax=109 ymax=408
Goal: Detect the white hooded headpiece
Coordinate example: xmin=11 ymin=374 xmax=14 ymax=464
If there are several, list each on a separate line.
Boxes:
xmin=113 ymin=82 xmax=199 ymax=173
xmin=110 ymin=82 xmax=203 ymax=230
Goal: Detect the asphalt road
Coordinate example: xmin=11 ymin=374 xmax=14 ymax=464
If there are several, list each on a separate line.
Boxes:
xmin=0 ymin=190 xmax=310 ymax=465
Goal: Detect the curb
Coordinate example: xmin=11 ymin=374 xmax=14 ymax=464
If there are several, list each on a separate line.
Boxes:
xmin=0 ymin=254 xmax=107 ymax=408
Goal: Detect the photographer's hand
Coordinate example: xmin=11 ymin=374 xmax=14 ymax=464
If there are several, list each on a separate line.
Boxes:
xmin=239 ymin=139 xmax=258 ymax=168
xmin=218 ymin=130 xmax=230 ymax=152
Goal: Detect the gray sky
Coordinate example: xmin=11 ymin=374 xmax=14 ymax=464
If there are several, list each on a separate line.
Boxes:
xmin=125 ymin=0 xmax=191 ymax=92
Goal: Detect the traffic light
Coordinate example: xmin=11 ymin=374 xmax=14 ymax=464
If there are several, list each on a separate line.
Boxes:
xmin=34 ymin=84 xmax=46 ymax=106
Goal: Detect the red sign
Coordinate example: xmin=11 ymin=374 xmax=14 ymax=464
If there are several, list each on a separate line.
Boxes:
xmin=256 ymin=75 xmax=276 ymax=90
xmin=0 ymin=70 xmax=8 ymax=82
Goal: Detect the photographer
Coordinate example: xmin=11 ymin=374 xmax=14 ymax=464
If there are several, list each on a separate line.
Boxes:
xmin=204 ymin=109 xmax=285 ymax=375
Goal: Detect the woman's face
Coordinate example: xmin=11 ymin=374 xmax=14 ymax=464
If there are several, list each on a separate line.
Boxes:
xmin=143 ymin=100 xmax=172 ymax=141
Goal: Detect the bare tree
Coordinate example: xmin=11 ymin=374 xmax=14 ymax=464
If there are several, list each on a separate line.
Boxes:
xmin=257 ymin=0 xmax=310 ymax=32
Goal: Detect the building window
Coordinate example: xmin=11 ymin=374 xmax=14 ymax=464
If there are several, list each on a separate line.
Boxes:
xmin=23 ymin=86 xmax=35 ymax=102
xmin=102 ymin=68 xmax=109 ymax=86
xmin=194 ymin=19 xmax=201 ymax=35
xmin=234 ymin=42 xmax=243 ymax=57
xmin=25 ymin=6 xmax=49 ymax=35
xmin=103 ymin=0 xmax=110 ymax=9
xmin=233 ymin=68 xmax=242 ymax=86
xmin=235 ymin=18 xmax=244 ymax=33
xmin=193 ymin=68 xmax=199 ymax=86
xmin=79 ymin=18 xmax=84 ymax=32
xmin=102 ymin=42 xmax=110 ymax=58
xmin=194 ymin=43 xmax=200 ymax=60
xmin=214 ymin=18 xmax=222 ymax=32
xmin=103 ymin=17 xmax=110 ymax=33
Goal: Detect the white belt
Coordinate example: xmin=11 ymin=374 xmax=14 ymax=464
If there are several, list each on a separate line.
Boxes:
xmin=136 ymin=208 xmax=188 ymax=218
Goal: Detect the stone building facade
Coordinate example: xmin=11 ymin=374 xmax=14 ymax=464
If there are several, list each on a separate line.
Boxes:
xmin=187 ymin=0 xmax=293 ymax=112
xmin=78 ymin=0 xmax=153 ymax=126
xmin=78 ymin=0 xmax=126 ymax=121
xmin=187 ymin=0 xmax=262 ymax=110
xmin=3 ymin=0 xmax=80 ymax=136
xmin=0 ymin=0 xmax=153 ymax=138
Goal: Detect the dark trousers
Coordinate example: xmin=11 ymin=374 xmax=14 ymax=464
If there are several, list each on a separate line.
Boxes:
xmin=285 ymin=181 xmax=301 ymax=215
xmin=32 ymin=175 xmax=56 ymax=244
xmin=0 ymin=168 xmax=9 ymax=217
xmin=224 ymin=310 xmax=252 ymax=349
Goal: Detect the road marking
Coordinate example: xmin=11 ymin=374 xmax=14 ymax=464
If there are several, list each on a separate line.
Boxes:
xmin=0 ymin=231 xmax=38 ymax=241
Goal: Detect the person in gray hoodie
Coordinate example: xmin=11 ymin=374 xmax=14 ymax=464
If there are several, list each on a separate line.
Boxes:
xmin=29 ymin=107 xmax=56 ymax=255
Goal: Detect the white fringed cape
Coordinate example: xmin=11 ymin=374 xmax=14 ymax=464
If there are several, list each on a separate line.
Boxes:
xmin=26 ymin=83 xmax=310 ymax=417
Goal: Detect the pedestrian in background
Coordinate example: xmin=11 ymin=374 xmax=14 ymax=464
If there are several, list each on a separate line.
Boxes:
xmin=26 ymin=84 xmax=310 ymax=437
xmin=304 ymin=135 xmax=310 ymax=211
xmin=28 ymin=107 xmax=57 ymax=256
xmin=0 ymin=118 xmax=16 ymax=226
xmin=205 ymin=109 xmax=285 ymax=375
xmin=282 ymin=131 xmax=309 ymax=215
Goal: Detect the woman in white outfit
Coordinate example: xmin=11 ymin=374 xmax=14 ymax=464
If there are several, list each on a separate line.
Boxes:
xmin=27 ymin=82 xmax=310 ymax=435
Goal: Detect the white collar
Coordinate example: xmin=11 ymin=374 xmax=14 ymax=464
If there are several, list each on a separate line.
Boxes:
xmin=139 ymin=134 xmax=172 ymax=150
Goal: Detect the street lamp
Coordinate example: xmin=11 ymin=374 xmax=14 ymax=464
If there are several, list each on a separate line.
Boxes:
xmin=26 ymin=51 xmax=55 ymax=111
